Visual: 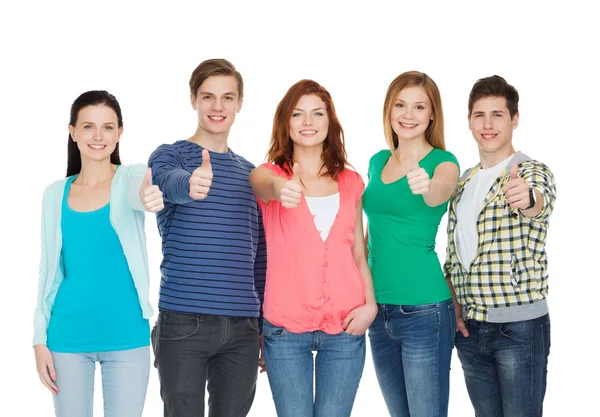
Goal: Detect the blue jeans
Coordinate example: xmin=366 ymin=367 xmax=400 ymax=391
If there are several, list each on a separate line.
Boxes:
xmin=51 ymin=346 xmax=150 ymax=417
xmin=262 ymin=319 xmax=366 ymax=417
xmin=368 ymin=298 xmax=455 ymax=417
xmin=455 ymin=314 xmax=551 ymax=417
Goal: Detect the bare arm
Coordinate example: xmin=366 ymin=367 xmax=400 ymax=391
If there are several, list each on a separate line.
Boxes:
xmin=343 ymin=199 xmax=378 ymax=335
xmin=249 ymin=166 xmax=285 ymax=204
xmin=422 ymin=162 xmax=460 ymax=207
xmin=250 ymin=165 xmax=302 ymax=208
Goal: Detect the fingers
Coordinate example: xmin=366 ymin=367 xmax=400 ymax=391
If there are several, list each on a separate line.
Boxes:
xmin=456 ymin=319 xmax=469 ymax=337
xmin=189 ymin=158 xmax=214 ymax=200
xmin=407 ymin=168 xmax=429 ymax=195
xmin=142 ymin=186 xmax=164 ymax=212
xmin=510 ymin=163 xmax=519 ymax=180
xmin=38 ymin=361 xmax=58 ymax=394
xmin=291 ymin=163 xmax=301 ymax=184
xmin=411 ymin=150 xmax=420 ymax=171
xmin=201 ymin=149 xmax=211 ymax=170
xmin=342 ymin=311 xmax=355 ymax=330
xmin=142 ymin=168 xmax=152 ymax=188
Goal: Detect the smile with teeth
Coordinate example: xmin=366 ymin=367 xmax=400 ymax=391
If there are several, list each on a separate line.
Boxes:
xmin=300 ymin=130 xmax=317 ymax=136
xmin=208 ymin=116 xmax=226 ymax=121
xmin=481 ymin=133 xmax=498 ymax=140
xmin=399 ymin=122 xmax=418 ymax=128
xmin=88 ymin=144 xmax=106 ymax=149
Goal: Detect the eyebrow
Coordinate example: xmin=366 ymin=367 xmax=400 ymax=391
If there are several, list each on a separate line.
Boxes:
xmin=80 ymin=121 xmax=116 ymax=125
xmin=395 ymin=99 xmax=428 ymax=104
xmin=199 ymin=91 xmax=237 ymax=96
xmin=293 ymin=107 xmax=325 ymax=111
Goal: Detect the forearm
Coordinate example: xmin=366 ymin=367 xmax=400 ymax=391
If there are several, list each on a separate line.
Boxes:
xmin=423 ymin=178 xmax=456 ymax=207
xmin=356 ymin=256 xmax=376 ymax=305
xmin=250 ymin=168 xmax=285 ymax=202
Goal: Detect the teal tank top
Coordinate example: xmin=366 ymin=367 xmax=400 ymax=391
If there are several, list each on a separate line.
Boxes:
xmin=46 ymin=175 xmax=149 ymax=352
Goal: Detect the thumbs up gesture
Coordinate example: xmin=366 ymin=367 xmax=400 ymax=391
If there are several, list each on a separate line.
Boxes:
xmin=139 ymin=168 xmax=164 ymax=213
xmin=189 ymin=149 xmax=213 ymax=200
xmin=278 ymin=163 xmax=303 ymax=209
xmin=406 ymin=151 xmax=430 ymax=195
xmin=502 ymin=163 xmax=531 ymax=209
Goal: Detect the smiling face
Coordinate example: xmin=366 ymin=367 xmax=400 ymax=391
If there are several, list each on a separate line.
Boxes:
xmin=469 ymin=95 xmax=518 ymax=159
xmin=191 ymin=75 xmax=242 ymax=136
xmin=288 ymin=94 xmax=329 ymax=149
xmin=390 ymin=86 xmax=433 ymax=143
xmin=68 ymin=104 xmax=122 ymax=163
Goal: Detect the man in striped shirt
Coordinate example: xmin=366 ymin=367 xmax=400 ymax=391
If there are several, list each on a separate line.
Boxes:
xmin=148 ymin=59 xmax=266 ymax=417
xmin=444 ymin=76 xmax=556 ymax=417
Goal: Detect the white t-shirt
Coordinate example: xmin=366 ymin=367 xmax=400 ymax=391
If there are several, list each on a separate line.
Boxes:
xmin=456 ymin=154 xmax=514 ymax=269
xmin=305 ymin=193 xmax=340 ymax=241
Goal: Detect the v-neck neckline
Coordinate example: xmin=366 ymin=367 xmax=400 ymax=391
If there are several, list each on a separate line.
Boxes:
xmin=298 ymin=172 xmax=345 ymax=246
xmin=379 ymin=148 xmax=435 ymax=185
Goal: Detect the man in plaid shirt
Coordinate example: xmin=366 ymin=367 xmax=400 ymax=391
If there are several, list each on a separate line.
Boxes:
xmin=444 ymin=76 xmax=556 ymax=417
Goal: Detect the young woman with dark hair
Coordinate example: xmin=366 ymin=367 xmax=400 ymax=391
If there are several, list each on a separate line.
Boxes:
xmin=33 ymin=90 xmax=163 ymax=417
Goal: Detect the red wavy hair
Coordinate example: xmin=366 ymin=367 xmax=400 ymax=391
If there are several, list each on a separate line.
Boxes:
xmin=267 ymin=80 xmax=349 ymax=180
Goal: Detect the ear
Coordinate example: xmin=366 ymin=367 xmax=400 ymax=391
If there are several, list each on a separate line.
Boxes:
xmin=511 ymin=112 xmax=519 ymax=129
xmin=190 ymin=93 xmax=197 ymax=110
xmin=237 ymin=97 xmax=243 ymax=113
xmin=117 ymin=126 xmax=124 ymax=142
xmin=68 ymin=125 xmax=76 ymax=142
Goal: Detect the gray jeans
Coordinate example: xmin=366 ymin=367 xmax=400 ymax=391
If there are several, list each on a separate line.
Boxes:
xmin=152 ymin=311 xmax=260 ymax=417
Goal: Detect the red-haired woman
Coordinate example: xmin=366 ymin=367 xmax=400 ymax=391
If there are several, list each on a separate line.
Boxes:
xmin=250 ymin=80 xmax=376 ymax=417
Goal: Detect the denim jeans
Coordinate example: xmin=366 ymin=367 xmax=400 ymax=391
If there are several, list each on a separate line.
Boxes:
xmin=152 ymin=311 xmax=260 ymax=417
xmin=455 ymin=313 xmax=551 ymax=417
xmin=51 ymin=346 xmax=150 ymax=417
xmin=262 ymin=319 xmax=366 ymax=417
xmin=368 ymin=298 xmax=455 ymax=417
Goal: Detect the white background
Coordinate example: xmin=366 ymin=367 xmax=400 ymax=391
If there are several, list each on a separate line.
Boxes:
xmin=1 ymin=1 xmax=598 ymax=416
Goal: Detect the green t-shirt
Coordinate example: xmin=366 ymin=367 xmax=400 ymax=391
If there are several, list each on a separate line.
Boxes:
xmin=363 ymin=148 xmax=459 ymax=305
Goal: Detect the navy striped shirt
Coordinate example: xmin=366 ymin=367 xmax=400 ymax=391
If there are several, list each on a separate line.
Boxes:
xmin=148 ymin=140 xmax=266 ymax=317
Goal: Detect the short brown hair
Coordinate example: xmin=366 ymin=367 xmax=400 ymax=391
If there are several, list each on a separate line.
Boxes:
xmin=468 ymin=75 xmax=519 ymax=118
xmin=267 ymin=80 xmax=349 ymax=180
xmin=383 ymin=71 xmax=446 ymax=152
xmin=189 ymin=58 xmax=244 ymax=99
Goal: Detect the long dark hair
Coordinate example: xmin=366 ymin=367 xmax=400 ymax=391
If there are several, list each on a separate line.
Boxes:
xmin=67 ymin=90 xmax=123 ymax=177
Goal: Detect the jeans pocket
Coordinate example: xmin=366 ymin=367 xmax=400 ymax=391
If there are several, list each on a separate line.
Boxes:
xmin=247 ymin=317 xmax=260 ymax=332
xmin=400 ymin=303 xmax=437 ymax=316
xmin=499 ymin=320 xmax=533 ymax=343
xmin=159 ymin=311 xmax=201 ymax=341
xmin=342 ymin=330 xmax=365 ymax=339
xmin=262 ymin=319 xmax=286 ymax=339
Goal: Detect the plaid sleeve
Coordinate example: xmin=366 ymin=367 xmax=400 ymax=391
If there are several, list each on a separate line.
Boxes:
xmin=520 ymin=161 xmax=556 ymax=222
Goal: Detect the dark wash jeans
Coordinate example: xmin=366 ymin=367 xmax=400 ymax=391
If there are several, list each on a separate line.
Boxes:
xmin=151 ymin=310 xmax=260 ymax=417
xmin=455 ymin=314 xmax=551 ymax=417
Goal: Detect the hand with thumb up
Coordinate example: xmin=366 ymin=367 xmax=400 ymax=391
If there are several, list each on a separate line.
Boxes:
xmin=406 ymin=150 xmax=430 ymax=195
xmin=502 ymin=163 xmax=532 ymax=210
xmin=189 ymin=149 xmax=213 ymax=200
xmin=139 ymin=168 xmax=164 ymax=213
xmin=278 ymin=163 xmax=303 ymax=209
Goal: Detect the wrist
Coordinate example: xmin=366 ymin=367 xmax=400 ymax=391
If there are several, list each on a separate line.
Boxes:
xmin=524 ymin=187 xmax=536 ymax=210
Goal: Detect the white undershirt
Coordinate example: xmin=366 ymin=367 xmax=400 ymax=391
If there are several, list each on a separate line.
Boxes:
xmin=456 ymin=154 xmax=513 ymax=269
xmin=304 ymin=193 xmax=340 ymax=241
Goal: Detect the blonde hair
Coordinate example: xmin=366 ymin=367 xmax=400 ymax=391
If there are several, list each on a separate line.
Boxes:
xmin=383 ymin=71 xmax=445 ymax=152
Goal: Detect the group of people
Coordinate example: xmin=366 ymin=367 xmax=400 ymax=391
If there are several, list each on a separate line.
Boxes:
xmin=33 ymin=58 xmax=556 ymax=417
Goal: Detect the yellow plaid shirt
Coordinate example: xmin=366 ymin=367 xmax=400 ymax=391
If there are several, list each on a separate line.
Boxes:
xmin=444 ymin=155 xmax=556 ymax=322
